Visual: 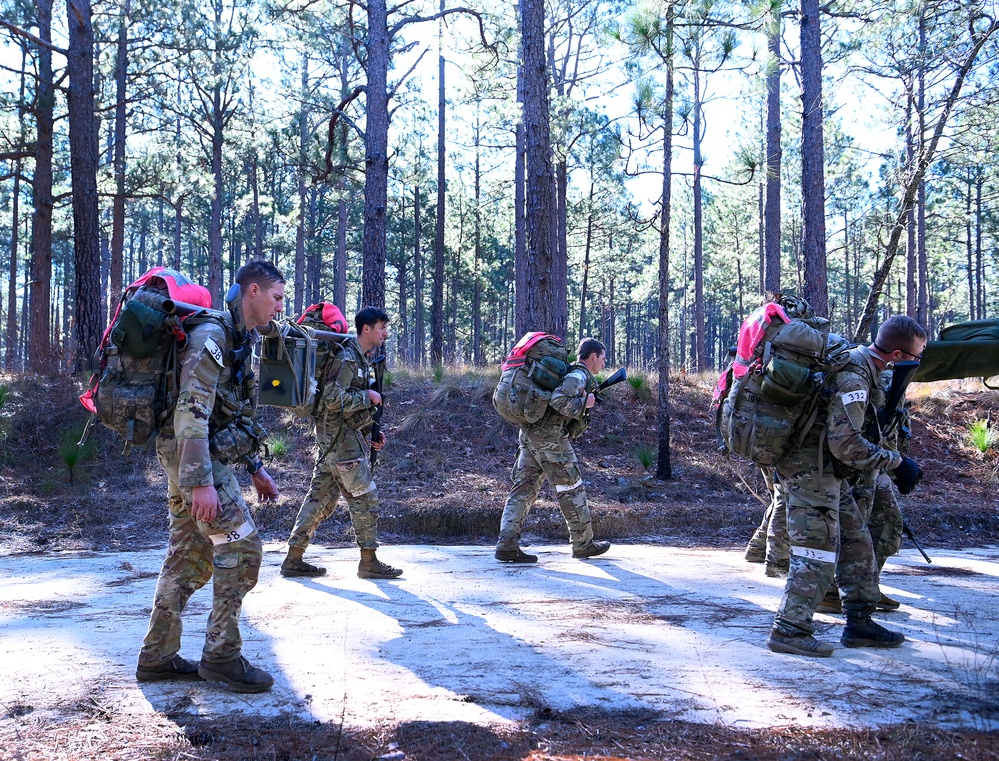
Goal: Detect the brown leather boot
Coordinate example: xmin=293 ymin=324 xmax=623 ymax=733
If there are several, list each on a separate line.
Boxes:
xmin=358 ymin=548 xmax=403 ymax=579
xmin=281 ymin=546 xmax=326 ymax=577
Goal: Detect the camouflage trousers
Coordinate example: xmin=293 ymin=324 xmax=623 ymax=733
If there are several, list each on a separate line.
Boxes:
xmin=853 ymin=469 xmax=904 ymax=570
xmin=288 ymin=446 xmax=379 ymax=551
xmin=746 ymin=470 xmax=790 ymax=564
xmin=772 ymin=449 xmax=880 ymax=637
xmin=497 ymin=426 xmax=594 ymax=552
xmin=139 ymin=449 xmax=262 ymax=667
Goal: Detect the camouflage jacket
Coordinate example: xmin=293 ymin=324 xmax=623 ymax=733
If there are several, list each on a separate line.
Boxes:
xmin=539 ymin=363 xmax=595 ymax=439
xmin=314 ymin=336 xmax=376 ymax=457
xmin=825 ymin=346 xmax=904 ymax=475
xmin=167 ymin=316 xmax=259 ymax=488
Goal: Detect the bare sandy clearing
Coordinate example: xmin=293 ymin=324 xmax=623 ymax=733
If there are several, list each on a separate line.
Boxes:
xmin=0 ymin=543 xmax=996 ymax=737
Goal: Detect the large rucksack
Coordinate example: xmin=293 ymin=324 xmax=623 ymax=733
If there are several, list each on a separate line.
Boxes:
xmin=714 ymin=295 xmax=851 ymax=467
xmin=492 ymin=332 xmax=569 ymax=426
xmin=80 ymin=267 xmax=215 ymax=451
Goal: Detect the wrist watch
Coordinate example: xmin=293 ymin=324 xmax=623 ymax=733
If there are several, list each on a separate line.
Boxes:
xmin=246 ymin=457 xmax=264 ymax=475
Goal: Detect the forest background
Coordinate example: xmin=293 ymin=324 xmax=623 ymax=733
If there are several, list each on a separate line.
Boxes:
xmin=1 ymin=0 xmax=998 ymax=475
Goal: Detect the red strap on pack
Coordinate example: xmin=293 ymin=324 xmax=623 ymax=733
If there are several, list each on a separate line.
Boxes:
xmin=80 ymin=267 xmax=213 ymax=413
xmin=732 ymin=302 xmax=789 ymax=379
xmin=297 ymin=302 xmax=349 ymax=333
xmin=501 ymin=332 xmax=562 ymax=372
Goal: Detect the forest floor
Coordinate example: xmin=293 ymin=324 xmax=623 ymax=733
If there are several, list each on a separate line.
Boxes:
xmin=1 ymin=367 xmax=998 ymax=760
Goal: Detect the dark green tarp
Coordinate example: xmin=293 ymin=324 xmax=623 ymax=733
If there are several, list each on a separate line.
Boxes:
xmin=913 ymin=319 xmax=999 ymax=383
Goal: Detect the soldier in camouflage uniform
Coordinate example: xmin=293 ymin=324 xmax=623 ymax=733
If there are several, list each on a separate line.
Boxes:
xmin=766 ymin=316 xmax=926 ymax=657
xmin=817 ymin=369 xmax=910 ymax=614
xmin=136 ymin=261 xmax=284 ymax=693
xmin=281 ymin=307 xmax=402 ymax=580
xmin=495 ymin=337 xmax=611 ymax=563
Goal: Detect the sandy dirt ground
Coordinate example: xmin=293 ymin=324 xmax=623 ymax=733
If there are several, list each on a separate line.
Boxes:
xmin=1 ymin=543 xmax=997 ymax=736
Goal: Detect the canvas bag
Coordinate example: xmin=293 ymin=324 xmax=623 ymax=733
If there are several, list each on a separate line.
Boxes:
xmin=715 ymin=296 xmax=851 ymax=467
xmin=492 ymin=332 xmax=570 ymax=426
xmin=80 ymin=267 xmax=214 ymax=449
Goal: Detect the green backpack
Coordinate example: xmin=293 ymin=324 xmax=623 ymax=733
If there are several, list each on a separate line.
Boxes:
xmin=80 ymin=268 xmax=216 ymax=452
xmin=492 ymin=332 xmax=570 ymax=426
xmin=715 ymin=295 xmax=852 ymax=467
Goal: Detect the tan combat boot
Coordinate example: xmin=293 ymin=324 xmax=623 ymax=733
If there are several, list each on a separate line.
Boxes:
xmin=280 ymin=546 xmax=327 ymax=578
xmin=358 ymin=548 xmax=403 ymax=579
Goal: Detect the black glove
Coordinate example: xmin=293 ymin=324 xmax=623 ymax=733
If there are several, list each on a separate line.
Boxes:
xmin=892 ymin=455 xmax=923 ymax=495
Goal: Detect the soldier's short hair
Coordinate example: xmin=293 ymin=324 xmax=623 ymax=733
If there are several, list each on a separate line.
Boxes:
xmin=876 ymin=316 xmax=928 ymax=355
xmin=577 ymin=338 xmax=606 ymax=361
xmin=356 ymin=306 xmax=390 ymax=333
xmin=235 ymin=260 xmax=285 ymax=289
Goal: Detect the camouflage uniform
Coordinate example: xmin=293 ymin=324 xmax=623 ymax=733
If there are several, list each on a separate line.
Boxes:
xmin=773 ymin=345 xmax=903 ymax=637
xmin=139 ymin=318 xmax=263 ymax=668
xmin=287 ymin=337 xmax=381 ymax=551
xmin=497 ymin=363 xmax=597 ymax=553
xmin=746 ymin=469 xmax=789 ymax=565
xmin=851 ymin=369 xmax=906 ymax=569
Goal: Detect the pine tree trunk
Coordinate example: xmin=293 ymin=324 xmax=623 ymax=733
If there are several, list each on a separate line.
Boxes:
xmin=110 ymin=0 xmax=129 ymax=315
xmin=520 ymin=0 xmax=565 ymax=338
xmin=6 ymin=53 xmax=26 ymax=370
xmin=799 ymin=0 xmax=828 ymax=316
xmin=514 ymin=64 xmax=527 ymax=337
xmin=362 ymin=0 xmax=390 ymax=308
xmin=431 ymin=14 xmax=446 ymax=365
xmin=692 ymin=69 xmax=706 ymax=372
xmin=656 ymin=7 xmax=675 ymax=481
xmin=29 ymin=0 xmax=55 ymax=372
xmin=295 ymin=53 xmax=309 ymax=317
xmin=764 ymin=10 xmax=782 ymax=294
xmin=397 ymin=190 xmax=409 ymax=363
xmin=414 ymin=186 xmax=424 ymax=365
xmin=67 ymin=0 xmax=102 ymax=373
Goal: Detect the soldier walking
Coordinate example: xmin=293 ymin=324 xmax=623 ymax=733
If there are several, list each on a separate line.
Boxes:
xmin=281 ymin=307 xmax=403 ymax=580
xmin=136 ymin=261 xmax=284 ymax=693
xmin=495 ymin=337 xmax=611 ymax=563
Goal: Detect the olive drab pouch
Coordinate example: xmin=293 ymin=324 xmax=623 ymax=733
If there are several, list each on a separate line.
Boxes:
xmin=268 ymin=302 xmax=352 ymax=418
xmin=715 ymin=295 xmax=852 ymax=467
xmin=257 ymin=320 xmax=318 ymax=413
xmin=492 ymin=332 xmax=569 ymax=426
xmin=80 ymin=267 xmax=214 ymax=452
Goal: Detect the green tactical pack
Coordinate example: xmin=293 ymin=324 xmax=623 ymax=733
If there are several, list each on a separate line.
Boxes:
xmin=81 ymin=268 xmax=218 ymax=452
xmin=492 ymin=332 xmax=570 ymax=426
xmin=716 ymin=295 xmax=852 ymax=467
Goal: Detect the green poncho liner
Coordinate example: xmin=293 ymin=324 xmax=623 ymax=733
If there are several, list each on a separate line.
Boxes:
xmin=913 ymin=318 xmax=999 ymax=383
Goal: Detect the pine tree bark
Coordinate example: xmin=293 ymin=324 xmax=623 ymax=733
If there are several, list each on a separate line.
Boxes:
xmin=413 ymin=186 xmax=424 ymax=365
xmin=520 ymin=0 xmax=565 ymax=338
xmin=800 ymin=0 xmax=828 ymax=316
xmin=764 ymin=8 xmax=782 ymax=294
xmin=692 ymin=69 xmax=706 ymax=371
xmin=656 ymin=7 xmax=675 ymax=481
xmin=295 ymin=53 xmax=309 ymax=317
xmin=362 ymin=0 xmax=390 ymax=309
xmin=67 ymin=0 xmax=102 ymax=373
xmin=109 ymin=0 xmax=130 ymax=315
xmin=29 ymin=0 xmax=55 ymax=372
xmin=514 ymin=64 xmax=527 ymax=337
xmin=431 ymin=11 xmax=446 ymax=365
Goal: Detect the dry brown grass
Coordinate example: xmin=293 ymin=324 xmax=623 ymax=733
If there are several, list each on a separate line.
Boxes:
xmin=2 ymin=708 xmax=996 ymax=761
